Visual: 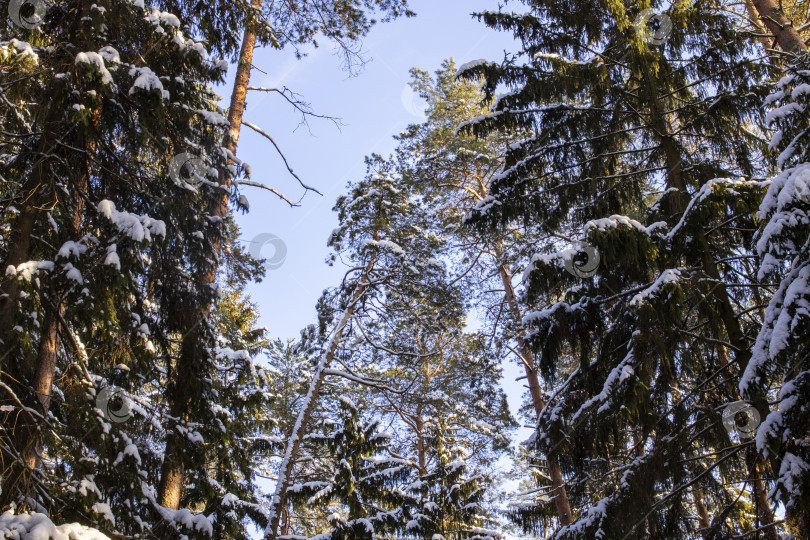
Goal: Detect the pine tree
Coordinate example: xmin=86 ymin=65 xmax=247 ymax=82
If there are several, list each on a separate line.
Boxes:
xmin=394 ymin=58 xmax=573 ymax=524
xmin=264 ymin=157 xmax=453 ymax=538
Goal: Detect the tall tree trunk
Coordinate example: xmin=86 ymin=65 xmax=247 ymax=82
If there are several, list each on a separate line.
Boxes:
xmin=264 ymin=274 xmax=371 ymax=539
xmin=157 ymin=0 xmax=262 ymax=509
xmin=497 ymin=261 xmax=573 ymax=526
xmin=748 ymin=0 xmax=806 ymax=53
xmin=415 ymin=403 xmax=426 ymax=475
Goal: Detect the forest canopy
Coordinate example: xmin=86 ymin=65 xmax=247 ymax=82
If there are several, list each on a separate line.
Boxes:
xmin=1 ymin=0 xmax=810 ymax=538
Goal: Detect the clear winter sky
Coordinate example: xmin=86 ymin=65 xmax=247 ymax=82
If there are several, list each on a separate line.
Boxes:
xmin=226 ymin=1 xmax=528 ymax=534
xmin=227 ymin=0 xmax=531 ymax=419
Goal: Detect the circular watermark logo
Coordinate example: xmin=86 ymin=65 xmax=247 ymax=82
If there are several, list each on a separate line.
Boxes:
xmin=722 ymin=401 xmax=760 ymax=439
xmin=401 ymin=86 xmax=427 ymax=119
xmin=249 ymin=233 xmax=287 ymax=271
xmin=563 ymin=242 xmax=600 ymax=278
xmin=8 ymin=0 xmax=46 ymax=29
xmin=634 ymin=9 xmax=673 ymax=46
xmin=96 ymin=385 xmax=132 ymax=424
xmin=169 ymin=153 xmax=207 ymax=189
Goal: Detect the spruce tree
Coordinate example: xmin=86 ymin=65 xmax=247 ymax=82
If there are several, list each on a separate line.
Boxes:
xmin=457 ymin=0 xmax=781 ymax=536
xmin=287 ymin=396 xmax=414 ymax=539
xmin=0 ymin=0 xmax=276 ymax=536
xmin=744 ymin=52 xmax=810 ymax=537
xmin=405 ymin=419 xmax=504 ymax=540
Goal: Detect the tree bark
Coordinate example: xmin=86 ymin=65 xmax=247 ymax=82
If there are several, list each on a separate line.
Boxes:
xmin=747 ymin=448 xmax=778 ymax=540
xmin=497 ymin=262 xmax=573 ymax=526
xmin=749 ymin=0 xmax=806 ymax=53
xmin=156 ymin=0 xmax=262 ymax=509
xmin=693 ymin=485 xmax=712 ymax=538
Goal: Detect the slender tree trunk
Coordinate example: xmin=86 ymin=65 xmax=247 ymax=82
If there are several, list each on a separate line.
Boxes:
xmin=415 ymin=403 xmax=426 ymax=475
xmin=747 ymin=448 xmax=778 ymax=540
xmin=0 ymin=183 xmax=44 ymax=362
xmin=264 ymin=275 xmax=371 ymax=539
xmin=693 ymin=485 xmax=712 ymax=538
xmin=497 ymin=261 xmax=573 ymax=526
xmin=157 ymin=0 xmax=262 ymax=509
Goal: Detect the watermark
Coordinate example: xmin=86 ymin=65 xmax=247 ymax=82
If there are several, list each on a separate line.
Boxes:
xmin=563 ymin=241 xmax=600 ymax=278
xmin=249 ymin=233 xmax=287 ymax=271
xmin=401 ymin=86 xmax=427 ymax=119
xmin=96 ymin=385 xmax=132 ymax=423
xmin=169 ymin=152 xmax=207 ymax=189
xmin=634 ymin=9 xmax=673 ymax=46
xmin=722 ymin=400 xmax=760 ymax=439
xmin=8 ymin=0 xmax=47 ymax=29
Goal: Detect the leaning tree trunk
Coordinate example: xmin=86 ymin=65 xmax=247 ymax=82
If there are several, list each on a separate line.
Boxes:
xmin=264 ymin=273 xmax=372 ymax=539
xmin=157 ymin=0 xmax=262 ymax=509
xmin=497 ymin=261 xmax=573 ymax=526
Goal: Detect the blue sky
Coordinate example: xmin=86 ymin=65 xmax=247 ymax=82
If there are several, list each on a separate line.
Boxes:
xmin=226 ymin=0 xmax=531 ymax=451
xmin=223 ymin=3 xmax=527 ymax=534
xmin=227 ymin=0 xmax=519 ymax=342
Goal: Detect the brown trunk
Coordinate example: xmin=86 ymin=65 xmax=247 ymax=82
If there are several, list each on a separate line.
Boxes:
xmin=415 ymin=403 xmax=426 ymax=475
xmin=156 ymin=0 xmax=262 ymax=509
xmin=744 ymin=0 xmax=779 ymax=53
xmin=157 ymin=324 xmax=198 ymax=510
xmin=748 ymin=0 xmax=807 ymax=53
xmin=497 ymin=262 xmax=573 ymax=526
xmin=32 ymin=314 xmax=59 ymax=414
xmin=693 ymin=486 xmax=712 ymax=538
xmin=747 ymin=448 xmax=778 ymax=540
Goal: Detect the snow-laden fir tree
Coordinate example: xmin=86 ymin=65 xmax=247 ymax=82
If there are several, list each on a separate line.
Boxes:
xmin=743 ymin=52 xmax=810 ymax=537
xmin=0 ymin=0 xmax=279 ymax=535
xmin=287 ymin=396 xmax=413 ymax=539
xmin=404 ymin=418 xmax=504 ymax=540
xmin=458 ymin=0 xmax=783 ymax=537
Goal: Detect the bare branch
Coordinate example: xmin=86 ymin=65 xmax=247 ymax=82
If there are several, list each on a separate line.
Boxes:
xmin=241 ymin=120 xmax=323 ymax=198
xmin=234 ymin=179 xmax=298 ymax=207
